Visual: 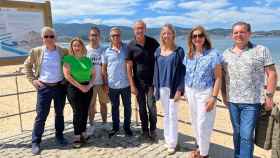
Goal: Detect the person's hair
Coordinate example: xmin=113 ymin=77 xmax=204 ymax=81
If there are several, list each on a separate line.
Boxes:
xmin=41 ymin=26 xmax=56 ymax=38
xmin=232 ymin=21 xmax=251 ymax=32
xmin=187 ymin=25 xmax=212 ymax=59
xmin=160 ymin=24 xmax=176 ymax=50
xmin=232 ymin=21 xmax=253 ymax=48
xmin=133 ymin=20 xmax=146 ymax=29
xmin=89 ymin=26 xmax=100 ymax=36
xmin=110 ymin=27 xmax=121 ymax=35
xmin=69 ymin=37 xmax=87 ymax=56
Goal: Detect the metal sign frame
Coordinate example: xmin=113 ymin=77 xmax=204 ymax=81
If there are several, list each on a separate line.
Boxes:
xmin=0 ymin=0 xmax=52 ymax=66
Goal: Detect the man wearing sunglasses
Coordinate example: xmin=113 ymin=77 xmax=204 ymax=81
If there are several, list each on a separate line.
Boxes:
xmin=126 ymin=20 xmax=159 ymax=141
xmin=102 ymin=27 xmax=133 ymax=137
xmin=24 ymin=26 xmax=69 ymax=155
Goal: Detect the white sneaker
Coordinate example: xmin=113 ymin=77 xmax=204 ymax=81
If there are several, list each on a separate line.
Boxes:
xmin=86 ymin=125 xmax=95 ymax=136
xmin=167 ymin=147 xmax=176 ymax=155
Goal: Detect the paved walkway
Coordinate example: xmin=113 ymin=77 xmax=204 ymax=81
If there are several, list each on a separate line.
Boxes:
xmin=0 ymin=95 xmax=272 ymax=158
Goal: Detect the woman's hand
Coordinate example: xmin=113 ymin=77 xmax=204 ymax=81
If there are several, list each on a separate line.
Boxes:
xmin=78 ymin=85 xmax=89 ymax=93
xmin=205 ymin=96 xmax=217 ymax=112
xmin=174 ymin=91 xmax=181 ymax=102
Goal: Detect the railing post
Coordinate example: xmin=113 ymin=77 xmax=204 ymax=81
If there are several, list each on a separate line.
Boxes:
xmin=15 ymin=67 xmax=24 ymax=133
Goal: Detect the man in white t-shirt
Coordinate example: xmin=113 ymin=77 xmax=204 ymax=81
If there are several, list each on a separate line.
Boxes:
xmin=86 ymin=27 xmax=109 ymax=135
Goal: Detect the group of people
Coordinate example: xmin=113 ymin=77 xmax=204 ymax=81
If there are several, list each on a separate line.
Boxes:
xmin=24 ymin=20 xmax=278 ymax=158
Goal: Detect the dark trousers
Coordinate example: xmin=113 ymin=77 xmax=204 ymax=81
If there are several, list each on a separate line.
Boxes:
xmin=32 ymin=84 xmax=66 ymax=144
xmin=109 ymin=87 xmax=131 ymax=131
xmin=136 ymin=84 xmax=157 ymax=132
xmin=67 ymin=83 xmax=92 ymax=135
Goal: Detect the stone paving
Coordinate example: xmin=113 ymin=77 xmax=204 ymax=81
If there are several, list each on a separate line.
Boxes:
xmin=0 ymin=118 xmax=191 ymax=158
xmin=0 ymin=112 xmax=269 ymax=158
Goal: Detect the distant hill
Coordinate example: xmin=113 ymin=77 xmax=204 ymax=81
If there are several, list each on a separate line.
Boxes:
xmin=54 ymin=23 xmax=280 ymax=42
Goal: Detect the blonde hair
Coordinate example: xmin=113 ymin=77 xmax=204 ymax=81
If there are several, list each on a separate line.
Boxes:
xmin=110 ymin=27 xmax=121 ymax=35
xmin=187 ymin=25 xmax=212 ymax=59
xmin=69 ymin=37 xmax=87 ymax=56
xmin=160 ymin=24 xmax=176 ymax=50
xmin=41 ymin=26 xmax=56 ymax=38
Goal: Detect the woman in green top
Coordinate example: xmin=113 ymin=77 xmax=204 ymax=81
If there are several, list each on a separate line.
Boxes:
xmin=63 ymin=37 xmax=95 ymax=148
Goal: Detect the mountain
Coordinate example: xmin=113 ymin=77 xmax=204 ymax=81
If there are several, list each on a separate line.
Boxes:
xmin=53 ymin=23 xmax=280 ymax=42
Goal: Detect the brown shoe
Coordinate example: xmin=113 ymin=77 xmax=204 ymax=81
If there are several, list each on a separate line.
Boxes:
xmin=189 ymin=149 xmax=200 ymax=158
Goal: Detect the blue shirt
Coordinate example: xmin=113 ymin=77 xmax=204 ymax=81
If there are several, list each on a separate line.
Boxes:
xmin=158 ymin=52 xmax=177 ymax=88
xmin=185 ymin=49 xmax=221 ymax=89
xmin=102 ymin=43 xmax=129 ymax=89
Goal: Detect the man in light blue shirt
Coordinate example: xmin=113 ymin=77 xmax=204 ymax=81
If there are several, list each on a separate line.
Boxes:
xmin=102 ymin=27 xmax=132 ymax=137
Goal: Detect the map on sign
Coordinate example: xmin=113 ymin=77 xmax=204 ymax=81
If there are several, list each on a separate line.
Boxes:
xmin=0 ymin=7 xmax=44 ymax=58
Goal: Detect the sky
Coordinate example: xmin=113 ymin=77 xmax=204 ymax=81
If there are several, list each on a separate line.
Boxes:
xmin=12 ymin=0 xmax=280 ymax=31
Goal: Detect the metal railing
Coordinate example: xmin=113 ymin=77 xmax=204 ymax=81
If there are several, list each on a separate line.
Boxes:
xmin=0 ymin=67 xmax=140 ymax=134
xmin=0 ymin=67 xmax=279 ymax=137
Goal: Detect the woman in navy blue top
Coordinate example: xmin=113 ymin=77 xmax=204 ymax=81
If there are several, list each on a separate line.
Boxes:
xmin=184 ymin=26 xmax=222 ymax=158
xmin=153 ymin=24 xmax=185 ymax=155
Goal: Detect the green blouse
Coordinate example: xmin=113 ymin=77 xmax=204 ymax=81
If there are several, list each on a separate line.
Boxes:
xmin=63 ymin=55 xmax=93 ymax=83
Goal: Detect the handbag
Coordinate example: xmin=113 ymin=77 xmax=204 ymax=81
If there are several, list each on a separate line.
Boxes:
xmin=255 ymin=105 xmax=272 ymax=149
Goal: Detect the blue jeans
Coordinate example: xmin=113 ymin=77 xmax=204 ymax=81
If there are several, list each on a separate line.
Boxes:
xmin=32 ymin=84 xmax=66 ymax=144
xmin=109 ymin=87 xmax=131 ymax=131
xmin=228 ymin=102 xmax=261 ymax=158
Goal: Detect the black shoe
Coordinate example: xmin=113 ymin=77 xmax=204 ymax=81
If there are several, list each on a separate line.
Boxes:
xmin=56 ymin=136 xmax=69 ymax=146
xmin=31 ymin=143 xmax=40 ymax=155
xmin=138 ymin=131 xmax=150 ymax=140
xmin=125 ymin=129 xmax=133 ymax=137
xmin=108 ymin=129 xmax=119 ymax=138
xmin=150 ymin=130 xmax=158 ymax=142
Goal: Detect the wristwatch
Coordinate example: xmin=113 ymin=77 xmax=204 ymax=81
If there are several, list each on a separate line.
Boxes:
xmin=266 ymin=92 xmax=274 ymax=98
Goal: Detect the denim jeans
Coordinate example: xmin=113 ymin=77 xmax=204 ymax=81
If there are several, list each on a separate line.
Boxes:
xmin=228 ymin=102 xmax=261 ymax=158
xmin=109 ymin=87 xmax=131 ymax=131
xmin=136 ymin=83 xmax=157 ymax=132
xmin=32 ymin=84 xmax=66 ymax=144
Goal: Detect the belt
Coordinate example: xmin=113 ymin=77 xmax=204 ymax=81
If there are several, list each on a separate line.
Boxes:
xmin=43 ymin=81 xmax=63 ymax=87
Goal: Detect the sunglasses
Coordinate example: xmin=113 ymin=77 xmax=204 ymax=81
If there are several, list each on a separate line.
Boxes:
xmin=192 ymin=33 xmax=204 ymax=39
xmin=44 ymin=35 xmax=55 ymax=39
xmin=111 ymin=34 xmax=120 ymax=37
xmin=90 ymin=34 xmax=99 ymax=37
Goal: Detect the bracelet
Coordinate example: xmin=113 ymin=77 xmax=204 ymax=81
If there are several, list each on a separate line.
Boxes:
xmin=212 ymin=96 xmax=218 ymax=100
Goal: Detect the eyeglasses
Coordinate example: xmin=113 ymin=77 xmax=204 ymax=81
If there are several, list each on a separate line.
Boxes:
xmin=90 ymin=34 xmax=99 ymax=37
xmin=192 ymin=33 xmax=204 ymax=39
xmin=111 ymin=34 xmax=120 ymax=37
xmin=43 ymin=35 xmax=55 ymax=39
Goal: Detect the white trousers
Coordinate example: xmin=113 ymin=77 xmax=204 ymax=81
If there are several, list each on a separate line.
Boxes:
xmin=159 ymin=87 xmax=178 ymax=149
xmin=185 ymin=87 xmax=216 ymax=156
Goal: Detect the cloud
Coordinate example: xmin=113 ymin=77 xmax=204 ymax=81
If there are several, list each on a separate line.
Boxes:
xmin=142 ymin=16 xmax=193 ymax=28
xmin=66 ymin=18 xmax=133 ymax=27
xmin=52 ymin=0 xmax=142 ymax=17
xmin=148 ymin=0 xmax=175 ymax=11
xmin=178 ymin=0 xmax=231 ymax=11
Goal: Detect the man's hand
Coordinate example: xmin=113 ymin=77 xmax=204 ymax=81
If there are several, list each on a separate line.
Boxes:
xmin=131 ymin=85 xmax=138 ymax=96
xmin=103 ymin=84 xmax=109 ymax=94
xmin=32 ymin=80 xmax=45 ymax=89
xmin=264 ymin=97 xmax=274 ymax=111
